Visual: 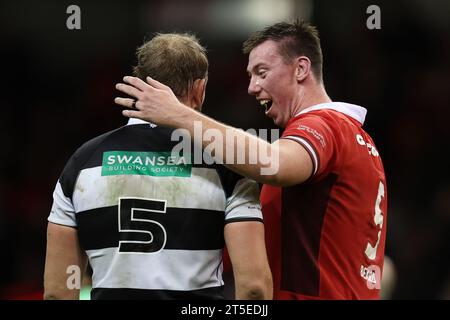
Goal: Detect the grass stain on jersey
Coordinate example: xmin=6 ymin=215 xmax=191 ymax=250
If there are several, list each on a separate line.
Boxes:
xmin=97 ymin=168 xmax=193 ymax=208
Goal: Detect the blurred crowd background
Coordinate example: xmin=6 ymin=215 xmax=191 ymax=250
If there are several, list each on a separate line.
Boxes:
xmin=1 ymin=0 xmax=449 ymax=299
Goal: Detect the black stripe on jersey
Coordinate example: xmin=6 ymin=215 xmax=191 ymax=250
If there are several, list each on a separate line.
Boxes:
xmin=91 ymin=286 xmax=224 ymax=300
xmin=215 ymin=165 xmax=243 ymax=199
xmin=59 ymin=125 xmax=178 ymax=198
xmin=76 ymin=206 xmax=225 ymax=250
xmin=59 ymin=124 xmax=244 ymax=200
xmin=58 ymin=155 xmax=81 ymax=199
xmin=224 ymin=217 xmax=264 ymax=225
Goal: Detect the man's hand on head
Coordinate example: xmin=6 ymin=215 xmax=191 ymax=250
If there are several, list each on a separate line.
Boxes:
xmin=115 ymin=76 xmax=189 ymax=128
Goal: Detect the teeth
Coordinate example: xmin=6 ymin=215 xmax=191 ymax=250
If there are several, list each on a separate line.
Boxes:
xmin=259 ymin=99 xmax=271 ymax=107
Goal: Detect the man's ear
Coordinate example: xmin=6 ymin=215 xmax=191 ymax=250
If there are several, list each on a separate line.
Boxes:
xmin=296 ymin=56 xmax=311 ymax=82
xmin=191 ymin=78 xmax=207 ymax=110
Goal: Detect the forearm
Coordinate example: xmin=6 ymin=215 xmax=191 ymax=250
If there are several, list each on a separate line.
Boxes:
xmin=115 ymin=76 xmax=309 ymax=185
xmin=173 ymin=108 xmax=280 ymax=184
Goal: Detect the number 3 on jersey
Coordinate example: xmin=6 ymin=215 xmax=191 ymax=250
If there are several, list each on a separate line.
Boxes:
xmin=118 ymin=197 xmax=167 ymax=253
xmin=365 ymin=181 xmax=385 ymax=260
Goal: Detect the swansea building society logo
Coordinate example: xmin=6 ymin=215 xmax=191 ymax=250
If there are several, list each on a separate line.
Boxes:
xmin=102 ymin=151 xmax=192 ymax=177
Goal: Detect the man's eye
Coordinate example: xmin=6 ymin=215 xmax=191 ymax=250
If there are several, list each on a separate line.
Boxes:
xmin=258 ymin=71 xmax=267 ymax=78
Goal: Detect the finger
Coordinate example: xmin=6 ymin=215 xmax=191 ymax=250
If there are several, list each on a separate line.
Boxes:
xmin=123 ymin=76 xmax=150 ymax=92
xmin=122 ymin=109 xmax=142 ymax=119
xmin=114 ymin=97 xmax=136 ymax=109
xmin=146 ymin=76 xmax=170 ymax=90
xmin=115 ymin=83 xmax=142 ymax=99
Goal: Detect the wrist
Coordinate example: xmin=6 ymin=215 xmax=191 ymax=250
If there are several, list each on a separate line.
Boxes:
xmin=171 ymin=104 xmax=202 ymax=130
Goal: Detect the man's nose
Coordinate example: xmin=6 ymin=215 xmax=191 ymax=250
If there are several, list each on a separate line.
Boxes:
xmin=248 ymin=76 xmax=261 ymax=95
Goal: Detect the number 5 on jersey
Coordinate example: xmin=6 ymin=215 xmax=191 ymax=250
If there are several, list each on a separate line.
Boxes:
xmin=118 ymin=197 xmax=167 ymax=253
xmin=365 ymin=181 xmax=385 ymax=260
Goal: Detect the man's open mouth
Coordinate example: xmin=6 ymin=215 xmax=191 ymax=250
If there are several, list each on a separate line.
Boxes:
xmin=259 ymin=99 xmax=273 ymax=112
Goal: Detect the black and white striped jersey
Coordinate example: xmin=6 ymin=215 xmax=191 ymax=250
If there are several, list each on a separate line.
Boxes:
xmin=48 ymin=118 xmax=263 ymax=300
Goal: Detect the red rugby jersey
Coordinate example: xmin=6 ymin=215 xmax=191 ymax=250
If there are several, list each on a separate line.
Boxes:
xmin=261 ymin=102 xmax=387 ymax=299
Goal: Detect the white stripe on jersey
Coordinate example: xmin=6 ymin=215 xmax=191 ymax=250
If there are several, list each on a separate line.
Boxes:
xmin=283 ymin=135 xmax=319 ymax=176
xmin=87 ymin=247 xmax=223 ymax=291
xmin=48 ymin=181 xmax=77 ymax=227
xmin=72 ymin=167 xmax=226 ymax=213
xmin=225 ymin=178 xmax=262 ymax=221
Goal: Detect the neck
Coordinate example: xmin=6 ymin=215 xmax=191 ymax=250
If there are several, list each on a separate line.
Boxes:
xmin=179 ymin=97 xmax=191 ymax=108
xmin=180 ymin=96 xmax=200 ymax=111
xmin=292 ymin=82 xmax=331 ymax=117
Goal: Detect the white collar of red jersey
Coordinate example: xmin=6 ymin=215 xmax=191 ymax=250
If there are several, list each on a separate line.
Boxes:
xmin=295 ymin=102 xmax=367 ymax=125
xmin=127 ymin=118 xmax=158 ymax=128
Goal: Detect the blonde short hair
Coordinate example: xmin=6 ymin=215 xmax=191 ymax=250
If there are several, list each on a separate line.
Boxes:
xmin=133 ymin=33 xmax=208 ymax=97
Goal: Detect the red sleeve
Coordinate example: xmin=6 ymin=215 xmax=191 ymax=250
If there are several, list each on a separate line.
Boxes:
xmin=282 ymin=114 xmax=336 ymax=181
